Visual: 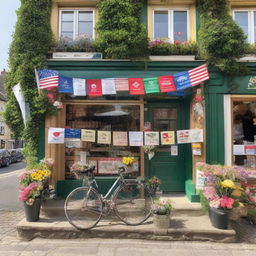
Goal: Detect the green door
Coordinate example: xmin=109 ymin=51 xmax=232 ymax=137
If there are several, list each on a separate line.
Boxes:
xmin=145 ymin=102 xmax=189 ymax=192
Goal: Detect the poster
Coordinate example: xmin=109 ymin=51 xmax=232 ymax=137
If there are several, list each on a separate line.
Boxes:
xmin=115 ymin=78 xmax=129 ymax=91
xmin=171 ymin=145 xmax=178 ymax=156
xmin=73 ymin=78 xmax=86 ymax=96
xmin=97 ymin=131 xmax=111 ymax=144
xmin=65 ymin=128 xmax=81 ymax=139
xmin=102 ymin=78 xmax=116 ymax=95
xmin=144 ymin=131 xmax=159 ymax=146
xmin=233 ymin=145 xmax=245 ymax=155
xmin=143 ymin=77 xmax=160 ymax=94
xmin=81 ymin=129 xmax=96 ymax=142
xmin=177 ymin=130 xmax=191 ymax=144
xmin=113 ymin=131 xmax=128 ymax=146
xmin=196 ymin=169 xmax=205 ymax=190
xmin=98 ymin=158 xmax=122 ymax=174
xmin=48 ymin=128 xmax=65 ymax=144
xmin=192 ymin=143 xmax=202 ymax=156
xmin=160 ymin=131 xmax=175 ymax=145
xmin=129 ymin=131 xmax=143 ymax=146
xmin=158 ymin=75 xmax=176 ymax=92
xmin=190 ymin=129 xmax=203 ymax=143
xmin=65 ymin=139 xmax=81 ymax=148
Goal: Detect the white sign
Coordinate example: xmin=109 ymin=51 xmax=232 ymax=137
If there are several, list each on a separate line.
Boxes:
xmin=171 ymin=145 xmax=178 ymax=156
xmin=177 ymin=129 xmax=203 ymax=144
xmin=73 ymin=78 xmax=86 ymax=96
xmin=65 ymin=139 xmax=81 ymax=148
xmin=196 ymin=169 xmax=205 ymax=190
xmin=233 ymin=145 xmax=245 ymax=155
xmin=48 ymin=128 xmax=65 ymax=144
xmin=144 ymin=131 xmax=159 ymax=146
xmin=129 ymin=131 xmax=143 ymax=146
xmin=102 ymin=79 xmax=116 ymax=95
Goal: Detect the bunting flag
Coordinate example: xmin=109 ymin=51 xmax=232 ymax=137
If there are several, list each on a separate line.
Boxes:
xmin=73 ymin=78 xmax=86 ymax=96
xmin=97 ymin=131 xmax=111 ymax=144
xmin=113 ymin=131 xmax=128 ymax=146
xmin=189 ymin=64 xmax=210 ymax=87
xmin=115 ymin=78 xmax=129 ymax=91
xmin=102 ymin=78 xmax=116 ymax=95
xmin=48 ymin=128 xmax=65 ymax=144
xmin=87 ymin=79 xmax=103 ymax=96
xmin=64 ymin=128 xmax=81 ymax=138
xmin=58 ymin=76 xmax=74 ymax=94
xmin=173 ymin=71 xmax=191 ymax=91
xmin=37 ymin=69 xmax=59 ymax=89
xmin=143 ymin=77 xmax=160 ymax=94
xmin=128 ymin=78 xmax=145 ymax=95
xmin=81 ymin=129 xmax=96 ymax=142
xmin=158 ymin=75 xmax=176 ymax=92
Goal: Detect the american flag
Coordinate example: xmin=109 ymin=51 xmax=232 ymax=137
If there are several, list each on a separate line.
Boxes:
xmin=36 ymin=69 xmax=59 ymax=89
xmin=188 ymin=64 xmax=209 ymax=87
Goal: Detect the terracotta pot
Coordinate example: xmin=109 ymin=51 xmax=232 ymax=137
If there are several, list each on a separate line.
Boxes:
xmin=153 ymin=214 xmax=170 ymax=229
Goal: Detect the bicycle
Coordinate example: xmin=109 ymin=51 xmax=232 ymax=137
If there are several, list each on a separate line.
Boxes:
xmin=64 ymin=166 xmax=153 ymax=230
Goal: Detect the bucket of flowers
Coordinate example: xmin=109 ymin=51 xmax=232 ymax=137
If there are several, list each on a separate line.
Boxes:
xmin=121 ymin=157 xmax=136 ymax=174
xmin=152 ymin=198 xmax=172 ymax=229
xmin=18 ymin=158 xmax=52 ymax=222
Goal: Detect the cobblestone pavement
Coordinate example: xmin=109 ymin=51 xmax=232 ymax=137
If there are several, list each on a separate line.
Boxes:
xmin=1 ymin=210 xmax=256 ymax=256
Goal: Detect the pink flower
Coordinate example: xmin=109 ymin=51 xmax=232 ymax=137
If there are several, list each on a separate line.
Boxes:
xmin=209 ymin=198 xmax=221 ymax=208
xmin=174 ymin=40 xmax=180 ymax=45
xmin=203 ymin=186 xmax=217 ymax=201
xmin=220 ymin=196 xmax=234 ymax=209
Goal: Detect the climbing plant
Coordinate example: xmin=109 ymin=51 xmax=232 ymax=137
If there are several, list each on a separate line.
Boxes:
xmin=197 ymin=0 xmax=249 ymax=78
xmin=4 ymin=0 xmax=56 ymax=165
xmin=95 ymin=0 xmax=149 ymax=59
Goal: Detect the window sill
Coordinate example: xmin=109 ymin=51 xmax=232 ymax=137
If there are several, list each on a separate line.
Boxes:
xmin=239 ymin=55 xmax=256 ymax=62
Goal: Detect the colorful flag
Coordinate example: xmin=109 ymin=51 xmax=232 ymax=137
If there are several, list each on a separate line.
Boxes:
xmin=97 ymin=131 xmax=111 ymax=144
xmin=58 ymin=76 xmax=74 ymax=93
xmin=113 ymin=131 xmax=128 ymax=146
xmin=64 ymin=128 xmax=81 ymax=138
xmin=158 ymin=75 xmax=176 ymax=92
xmin=102 ymin=78 xmax=116 ymax=95
xmin=87 ymin=79 xmax=102 ymax=96
xmin=128 ymin=78 xmax=145 ymax=95
xmin=81 ymin=129 xmax=96 ymax=142
xmin=160 ymin=131 xmax=175 ymax=145
xmin=189 ymin=64 xmax=210 ymax=87
xmin=37 ymin=69 xmax=59 ymax=89
xmin=144 ymin=131 xmax=159 ymax=146
xmin=115 ymin=78 xmax=129 ymax=91
xmin=73 ymin=78 xmax=86 ymax=96
xmin=48 ymin=128 xmax=65 ymax=144
xmin=174 ymin=71 xmax=191 ymax=91
xmin=143 ymin=77 xmax=160 ymax=94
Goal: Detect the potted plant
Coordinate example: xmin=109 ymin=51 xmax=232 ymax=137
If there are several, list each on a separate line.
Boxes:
xmin=18 ymin=158 xmax=52 ymax=222
xmin=121 ymin=157 xmax=136 ymax=173
xmin=152 ymin=198 xmax=172 ymax=229
xmin=146 ymin=176 xmax=161 ymax=196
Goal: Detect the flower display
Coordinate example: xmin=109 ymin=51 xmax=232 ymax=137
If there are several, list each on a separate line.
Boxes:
xmin=146 ymin=176 xmax=161 ymax=195
xmin=152 ymin=198 xmax=172 ymax=215
xmin=122 ymin=157 xmax=135 ymax=166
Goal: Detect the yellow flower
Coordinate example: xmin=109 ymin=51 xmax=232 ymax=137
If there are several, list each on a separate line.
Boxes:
xmin=221 ymin=179 xmax=236 ymax=189
xmin=122 ymin=157 xmax=135 ymax=166
xmin=239 ymin=202 xmax=244 ymax=207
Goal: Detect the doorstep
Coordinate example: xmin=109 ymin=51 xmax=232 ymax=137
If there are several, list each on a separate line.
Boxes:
xmin=16 ymin=215 xmax=235 ymax=242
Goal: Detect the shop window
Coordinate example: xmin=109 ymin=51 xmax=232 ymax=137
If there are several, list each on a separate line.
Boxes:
xmin=153 ymin=9 xmax=188 ymax=42
xmin=232 ymin=101 xmax=256 ymax=168
xmin=65 ymin=104 xmax=141 ymax=179
xmin=234 ymin=10 xmax=256 ymax=44
xmin=59 ymin=9 xmax=95 ymax=40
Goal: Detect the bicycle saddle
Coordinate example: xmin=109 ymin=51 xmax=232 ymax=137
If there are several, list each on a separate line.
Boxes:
xmin=78 ymin=166 xmax=95 ymax=174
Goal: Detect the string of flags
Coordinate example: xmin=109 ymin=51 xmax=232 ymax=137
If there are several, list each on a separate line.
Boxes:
xmin=35 ymin=64 xmax=210 ymax=96
xmin=48 ymin=128 xmax=203 ymax=146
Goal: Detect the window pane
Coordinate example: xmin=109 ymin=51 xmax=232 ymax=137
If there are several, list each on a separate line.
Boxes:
xmin=61 ymin=12 xmax=74 ymax=40
xmin=62 ymin=11 xmax=74 ymax=22
xmin=174 ymin=11 xmax=187 ymax=42
xmin=154 ymin=11 xmax=168 ymax=39
xmin=234 ymin=11 xmax=248 ymax=41
xmin=78 ymin=11 xmax=93 ymax=38
xmin=79 ymin=11 xmax=93 ymax=22
xmin=61 ymin=32 xmax=73 ymax=40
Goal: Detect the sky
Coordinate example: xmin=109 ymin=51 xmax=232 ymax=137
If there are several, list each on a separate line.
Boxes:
xmin=0 ymin=0 xmax=20 ymax=72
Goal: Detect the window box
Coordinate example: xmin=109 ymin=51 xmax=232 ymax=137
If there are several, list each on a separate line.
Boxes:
xmin=52 ymin=52 xmax=103 ymax=60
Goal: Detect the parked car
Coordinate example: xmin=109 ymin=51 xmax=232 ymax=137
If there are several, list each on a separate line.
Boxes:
xmin=0 ymin=149 xmax=12 ymax=167
xmin=8 ymin=148 xmax=24 ymax=163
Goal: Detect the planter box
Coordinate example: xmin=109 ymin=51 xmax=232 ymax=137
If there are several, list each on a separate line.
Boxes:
xmin=150 ymin=55 xmax=195 ymax=61
xmin=52 ymin=52 xmax=103 ymax=60
xmin=239 ymin=55 xmax=256 ymax=62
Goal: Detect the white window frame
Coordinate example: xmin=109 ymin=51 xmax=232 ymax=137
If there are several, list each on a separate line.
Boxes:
xmin=153 ymin=8 xmax=190 ymax=42
xmin=233 ymin=9 xmax=256 ymax=44
xmin=59 ymin=8 xmax=96 ymax=40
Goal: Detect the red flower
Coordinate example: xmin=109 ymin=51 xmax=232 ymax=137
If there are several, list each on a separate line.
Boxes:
xmin=174 ymin=40 xmax=180 ymax=45
xmin=220 ymin=196 xmax=234 ymax=209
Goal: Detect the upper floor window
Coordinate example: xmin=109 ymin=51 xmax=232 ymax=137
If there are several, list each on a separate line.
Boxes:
xmin=234 ymin=10 xmax=256 ymax=44
xmin=59 ymin=9 xmax=95 ymax=40
xmin=153 ymin=9 xmax=188 ymax=42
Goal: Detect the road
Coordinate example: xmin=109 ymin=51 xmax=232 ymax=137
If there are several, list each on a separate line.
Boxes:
xmin=0 ymin=161 xmax=26 ymax=211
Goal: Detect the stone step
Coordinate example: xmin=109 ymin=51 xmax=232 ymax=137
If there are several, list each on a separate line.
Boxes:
xmin=16 ymin=214 xmax=235 ymax=243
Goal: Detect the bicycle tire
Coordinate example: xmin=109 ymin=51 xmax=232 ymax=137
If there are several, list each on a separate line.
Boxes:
xmin=113 ymin=182 xmax=153 ymax=225
xmin=64 ymin=186 xmax=103 ymax=230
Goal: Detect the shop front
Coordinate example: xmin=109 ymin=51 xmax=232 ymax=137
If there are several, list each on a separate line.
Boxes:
xmin=42 ymin=60 xmax=205 ymax=200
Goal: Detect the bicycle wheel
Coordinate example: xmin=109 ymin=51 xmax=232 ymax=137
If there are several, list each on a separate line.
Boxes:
xmin=114 ymin=182 xmax=153 ymax=225
xmin=64 ymin=186 xmax=103 ymax=230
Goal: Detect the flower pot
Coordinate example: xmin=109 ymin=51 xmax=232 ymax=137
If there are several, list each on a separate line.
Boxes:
xmin=153 ymin=214 xmax=170 ymax=229
xmin=23 ymin=198 xmax=41 ymax=222
xmin=209 ymin=207 xmax=229 ymax=229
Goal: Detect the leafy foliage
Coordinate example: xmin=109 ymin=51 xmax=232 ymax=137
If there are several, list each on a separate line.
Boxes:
xmin=197 ymin=0 xmax=248 ymax=76
xmin=4 ymin=0 xmax=56 ymax=165
xmin=95 ymin=0 xmax=149 ymax=59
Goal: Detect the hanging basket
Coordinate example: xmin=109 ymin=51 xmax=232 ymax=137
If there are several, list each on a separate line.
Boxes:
xmin=23 ymin=197 xmax=41 ymax=222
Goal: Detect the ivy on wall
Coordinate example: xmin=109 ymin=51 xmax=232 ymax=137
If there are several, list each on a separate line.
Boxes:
xmin=197 ymin=0 xmax=248 ymax=77
xmin=95 ymin=0 xmax=149 ymax=59
xmin=4 ymin=0 xmax=56 ymax=165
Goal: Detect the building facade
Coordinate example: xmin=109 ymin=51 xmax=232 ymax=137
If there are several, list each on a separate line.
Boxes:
xmin=41 ymin=0 xmax=256 ymax=200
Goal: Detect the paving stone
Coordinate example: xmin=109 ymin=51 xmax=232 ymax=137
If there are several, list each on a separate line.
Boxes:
xmin=232 ymin=250 xmax=256 ymax=256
